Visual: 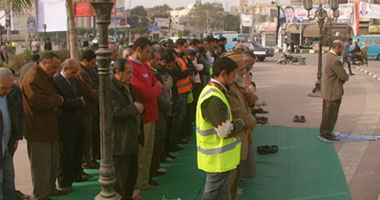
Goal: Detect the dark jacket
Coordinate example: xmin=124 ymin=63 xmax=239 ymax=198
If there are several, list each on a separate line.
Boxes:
xmin=77 ymin=64 xmax=99 ymax=115
xmin=22 ymin=65 xmax=63 ymax=142
xmin=111 ymin=77 xmax=140 ymax=156
xmin=53 ymin=73 xmax=85 ymax=141
xmin=0 ymin=85 xmax=24 ymax=159
xmin=152 ymin=68 xmax=171 ymax=131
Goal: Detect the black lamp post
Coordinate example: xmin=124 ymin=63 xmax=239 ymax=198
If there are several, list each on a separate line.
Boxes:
xmin=272 ymin=1 xmax=281 ymax=47
xmin=90 ymin=0 xmax=121 ymax=199
xmin=304 ymin=0 xmax=339 ymax=97
xmin=0 ymin=24 xmax=3 ymax=44
xmin=5 ymin=18 xmax=10 ymax=42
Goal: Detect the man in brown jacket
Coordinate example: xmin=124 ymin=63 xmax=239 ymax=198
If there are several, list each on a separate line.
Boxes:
xmin=320 ymin=40 xmax=349 ymax=141
xmin=226 ymin=52 xmax=257 ymax=200
xmin=77 ymin=50 xmax=99 ymax=169
xmin=22 ymin=52 xmax=68 ymax=200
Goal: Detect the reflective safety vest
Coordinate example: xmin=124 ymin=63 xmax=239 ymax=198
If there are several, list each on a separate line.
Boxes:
xmin=176 ymin=58 xmax=193 ymax=94
xmin=196 ymin=84 xmax=241 ymax=173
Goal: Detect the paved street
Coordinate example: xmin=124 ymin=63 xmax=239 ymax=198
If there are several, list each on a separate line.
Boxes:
xmin=14 ymin=53 xmax=380 ymax=199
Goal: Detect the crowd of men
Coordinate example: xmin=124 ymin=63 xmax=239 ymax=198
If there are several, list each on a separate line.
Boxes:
xmin=0 ymin=35 xmax=266 ymax=200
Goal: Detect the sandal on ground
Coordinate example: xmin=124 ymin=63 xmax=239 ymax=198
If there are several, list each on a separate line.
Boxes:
xmin=257 ymin=145 xmax=278 ymax=154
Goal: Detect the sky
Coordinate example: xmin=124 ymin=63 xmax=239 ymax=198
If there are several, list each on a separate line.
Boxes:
xmin=125 ymin=0 xmax=290 ymax=10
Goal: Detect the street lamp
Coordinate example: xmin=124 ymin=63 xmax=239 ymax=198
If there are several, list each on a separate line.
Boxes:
xmin=0 ymin=24 xmax=3 ymax=44
xmin=90 ymin=0 xmax=121 ymax=200
xmin=272 ymin=1 xmax=281 ymax=47
xmin=5 ymin=18 xmax=10 ymax=42
xmin=304 ymin=0 xmax=339 ymax=97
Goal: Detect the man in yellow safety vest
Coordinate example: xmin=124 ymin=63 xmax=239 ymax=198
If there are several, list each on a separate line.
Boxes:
xmin=196 ymin=57 xmax=246 ymax=200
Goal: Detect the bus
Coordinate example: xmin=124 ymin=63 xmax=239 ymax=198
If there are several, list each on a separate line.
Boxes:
xmin=351 ymin=35 xmax=380 ymax=60
xmin=213 ymin=33 xmax=250 ymax=51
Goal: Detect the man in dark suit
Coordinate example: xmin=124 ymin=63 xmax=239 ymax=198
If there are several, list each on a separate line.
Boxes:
xmin=320 ymin=40 xmax=349 ymax=141
xmin=53 ymin=59 xmax=86 ymax=191
xmin=0 ymin=68 xmax=24 ymax=200
xmin=111 ymin=58 xmax=145 ymax=200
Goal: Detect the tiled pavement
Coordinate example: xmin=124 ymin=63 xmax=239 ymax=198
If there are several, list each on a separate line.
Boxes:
xmin=252 ymin=61 xmax=380 ymax=200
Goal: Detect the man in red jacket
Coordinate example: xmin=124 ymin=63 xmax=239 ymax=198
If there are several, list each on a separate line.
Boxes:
xmin=128 ymin=37 xmax=163 ymax=198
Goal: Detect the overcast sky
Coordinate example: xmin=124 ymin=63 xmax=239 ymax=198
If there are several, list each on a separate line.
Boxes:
xmin=125 ymin=0 xmax=290 ymax=10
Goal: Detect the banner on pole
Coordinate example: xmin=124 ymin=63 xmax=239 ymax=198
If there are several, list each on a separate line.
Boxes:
xmin=240 ymin=14 xmax=253 ymax=27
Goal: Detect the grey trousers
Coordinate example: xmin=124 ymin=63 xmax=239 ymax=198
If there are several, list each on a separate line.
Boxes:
xmin=320 ymin=99 xmax=342 ymax=137
xmin=202 ymin=170 xmax=233 ymax=200
xmin=27 ymin=140 xmax=60 ymax=200
xmin=0 ymin=154 xmax=17 ymax=200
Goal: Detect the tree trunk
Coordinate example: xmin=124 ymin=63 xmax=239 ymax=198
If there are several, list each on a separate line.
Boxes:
xmin=66 ymin=0 xmax=79 ymax=61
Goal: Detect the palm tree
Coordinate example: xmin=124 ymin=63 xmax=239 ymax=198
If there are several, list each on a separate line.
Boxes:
xmin=0 ymin=0 xmax=35 ymax=13
xmin=0 ymin=0 xmax=35 ymax=42
xmin=66 ymin=0 xmax=79 ymax=61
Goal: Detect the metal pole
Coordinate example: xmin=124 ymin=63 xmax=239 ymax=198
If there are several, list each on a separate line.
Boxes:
xmin=114 ymin=1 xmax=117 ymax=42
xmin=91 ymin=0 xmax=121 ymax=199
xmin=309 ymin=16 xmax=324 ymax=97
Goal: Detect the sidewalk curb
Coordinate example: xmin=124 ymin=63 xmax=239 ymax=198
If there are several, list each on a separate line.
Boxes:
xmin=356 ymin=66 xmax=380 ymax=82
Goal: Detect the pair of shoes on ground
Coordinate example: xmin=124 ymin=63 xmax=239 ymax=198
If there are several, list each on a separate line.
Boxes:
xmin=293 ymin=115 xmax=306 ymax=123
xmin=256 ymin=116 xmax=268 ymax=124
xmin=257 ymin=145 xmax=278 ymax=154
xmin=253 ymin=107 xmax=269 ymax=114
xmin=320 ymin=134 xmax=339 ymax=141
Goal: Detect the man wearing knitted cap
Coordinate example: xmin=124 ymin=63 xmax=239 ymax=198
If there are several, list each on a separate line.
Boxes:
xmin=225 ymin=52 xmax=257 ymax=199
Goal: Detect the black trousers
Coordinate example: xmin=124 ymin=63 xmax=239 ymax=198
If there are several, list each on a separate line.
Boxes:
xmin=58 ymin=137 xmax=84 ymax=188
xmin=320 ymin=99 xmax=342 ymax=137
xmin=113 ymin=155 xmax=138 ymax=200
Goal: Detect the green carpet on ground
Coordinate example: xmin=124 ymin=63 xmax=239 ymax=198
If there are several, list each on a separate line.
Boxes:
xmin=54 ymin=126 xmax=350 ymax=200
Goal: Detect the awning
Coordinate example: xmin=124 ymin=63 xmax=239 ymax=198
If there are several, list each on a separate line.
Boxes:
xmin=303 ymin=24 xmax=319 ymax=38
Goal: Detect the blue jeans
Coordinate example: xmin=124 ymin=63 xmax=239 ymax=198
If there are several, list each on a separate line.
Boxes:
xmin=0 ymin=154 xmax=17 ymax=200
xmin=202 ymin=170 xmax=233 ymax=200
xmin=170 ymin=93 xmax=188 ymax=147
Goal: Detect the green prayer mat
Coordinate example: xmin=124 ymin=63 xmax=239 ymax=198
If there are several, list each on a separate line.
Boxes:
xmin=54 ymin=126 xmax=350 ymax=200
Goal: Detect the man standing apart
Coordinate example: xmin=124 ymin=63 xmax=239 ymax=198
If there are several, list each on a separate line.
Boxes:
xmin=22 ymin=52 xmax=67 ymax=200
xmin=128 ymin=37 xmax=162 ymax=195
xmin=320 ymin=40 xmax=349 ymax=141
xmin=0 ymin=68 xmax=23 ymax=200
xmin=196 ymin=57 xmax=245 ymax=200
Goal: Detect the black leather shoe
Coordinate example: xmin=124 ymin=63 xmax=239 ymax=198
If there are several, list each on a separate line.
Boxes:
xmin=322 ymin=134 xmax=340 ymax=141
xmin=256 ymin=116 xmax=268 ymax=124
xmin=293 ymin=115 xmax=299 ymax=122
xmin=299 ymin=115 xmax=306 ymax=123
xmin=152 ymin=170 xmax=166 ymax=177
xmin=169 ymin=145 xmax=184 ymax=152
xmin=149 ymin=179 xmax=159 ymax=186
xmin=50 ymin=189 xmax=69 ymax=196
xmin=255 ymin=108 xmax=269 ymax=114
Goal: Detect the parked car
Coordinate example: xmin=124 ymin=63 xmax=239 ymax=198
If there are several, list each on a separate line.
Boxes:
xmin=91 ymin=36 xmax=116 ymax=45
xmin=244 ymin=42 xmax=274 ymax=62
